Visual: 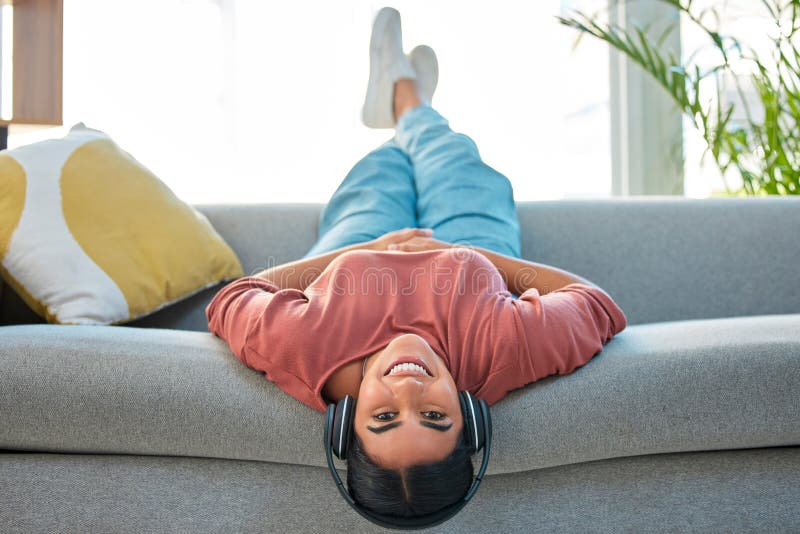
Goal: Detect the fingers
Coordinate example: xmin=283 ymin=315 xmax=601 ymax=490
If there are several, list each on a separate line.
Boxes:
xmin=388 ymin=238 xmax=416 ymax=251
xmin=388 ymin=236 xmax=428 ymax=251
xmin=380 ymin=228 xmax=435 ymax=251
xmin=396 ymin=227 xmax=433 ymax=239
xmin=384 ymin=228 xmax=432 ymax=245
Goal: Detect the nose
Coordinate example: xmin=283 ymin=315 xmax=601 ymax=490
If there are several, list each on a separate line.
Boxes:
xmin=391 ymin=376 xmax=426 ymax=396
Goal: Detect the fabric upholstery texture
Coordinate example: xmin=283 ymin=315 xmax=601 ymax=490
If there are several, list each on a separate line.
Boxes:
xmin=1 ymin=314 xmax=797 ymax=475
xmin=0 ymin=124 xmax=243 ymax=325
xmin=1 ymin=197 xmax=798 ymax=531
xmin=1 ymin=447 xmax=798 ymax=533
xmin=2 ymin=198 xmax=798 ymax=329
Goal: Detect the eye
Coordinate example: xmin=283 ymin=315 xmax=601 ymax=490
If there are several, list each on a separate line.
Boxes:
xmin=374 ymin=412 xmax=397 ymax=421
xmin=422 ymin=411 xmax=445 ymax=420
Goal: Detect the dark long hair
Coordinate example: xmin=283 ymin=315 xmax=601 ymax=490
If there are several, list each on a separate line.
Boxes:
xmin=345 ymin=432 xmax=474 ymax=517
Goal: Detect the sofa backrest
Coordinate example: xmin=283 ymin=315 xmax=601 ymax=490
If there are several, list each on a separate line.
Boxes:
xmin=1 ymin=197 xmax=798 ymax=330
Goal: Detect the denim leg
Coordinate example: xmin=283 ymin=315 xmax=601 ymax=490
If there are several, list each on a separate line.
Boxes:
xmin=302 ymin=139 xmax=417 ymax=258
xmin=393 ymin=104 xmax=521 ymax=258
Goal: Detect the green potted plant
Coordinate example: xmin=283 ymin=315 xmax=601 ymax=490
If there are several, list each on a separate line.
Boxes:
xmin=558 ymin=0 xmax=799 ymax=196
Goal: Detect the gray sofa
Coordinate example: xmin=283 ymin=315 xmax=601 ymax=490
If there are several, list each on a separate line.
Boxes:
xmin=1 ymin=197 xmax=799 ymax=533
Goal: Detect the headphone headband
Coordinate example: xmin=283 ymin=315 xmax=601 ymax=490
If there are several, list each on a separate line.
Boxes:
xmin=323 ymin=391 xmax=492 ymax=530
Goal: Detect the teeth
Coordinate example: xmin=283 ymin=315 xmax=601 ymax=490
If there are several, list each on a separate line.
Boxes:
xmin=388 ymin=363 xmax=430 ymax=376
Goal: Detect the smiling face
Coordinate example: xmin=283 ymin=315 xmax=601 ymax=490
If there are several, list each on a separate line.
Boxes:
xmin=354 ymin=333 xmax=464 ymax=470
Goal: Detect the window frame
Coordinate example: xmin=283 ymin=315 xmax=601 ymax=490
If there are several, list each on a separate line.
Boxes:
xmin=608 ymin=0 xmax=685 ymax=196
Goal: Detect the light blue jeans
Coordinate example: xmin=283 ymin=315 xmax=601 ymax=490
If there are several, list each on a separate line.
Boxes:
xmin=303 ymin=104 xmax=521 ymax=260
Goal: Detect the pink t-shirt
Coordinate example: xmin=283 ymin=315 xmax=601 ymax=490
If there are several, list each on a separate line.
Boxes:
xmin=205 ymin=247 xmax=627 ymax=412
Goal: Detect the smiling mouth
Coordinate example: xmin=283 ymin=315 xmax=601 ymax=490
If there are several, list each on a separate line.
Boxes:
xmin=384 ymin=357 xmax=434 ymax=377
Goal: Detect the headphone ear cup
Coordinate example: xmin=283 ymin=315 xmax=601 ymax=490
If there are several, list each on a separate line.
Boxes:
xmin=331 ymin=395 xmax=356 ymax=460
xmin=459 ymin=391 xmax=487 ymax=453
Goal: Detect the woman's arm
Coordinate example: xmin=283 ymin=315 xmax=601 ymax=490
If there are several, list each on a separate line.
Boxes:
xmin=253 ymin=228 xmax=433 ymax=291
xmin=252 ymin=242 xmax=362 ymax=291
xmin=470 ymin=246 xmax=598 ymax=295
xmin=385 ymin=235 xmax=597 ymax=295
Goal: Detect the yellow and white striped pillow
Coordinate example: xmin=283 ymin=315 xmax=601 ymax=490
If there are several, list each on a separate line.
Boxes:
xmin=0 ymin=123 xmax=244 ymax=325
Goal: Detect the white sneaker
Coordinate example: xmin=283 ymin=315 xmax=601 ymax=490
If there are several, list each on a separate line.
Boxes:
xmin=361 ymin=7 xmax=417 ymax=129
xmin=408 ymin=45 xmax=438 ymax=106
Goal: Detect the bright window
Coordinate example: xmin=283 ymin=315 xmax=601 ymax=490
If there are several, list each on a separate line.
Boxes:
xmin=11 ymin=0 xmax=611 ymax=204
xmin=681 ymin=0 xmax=777 ymax=197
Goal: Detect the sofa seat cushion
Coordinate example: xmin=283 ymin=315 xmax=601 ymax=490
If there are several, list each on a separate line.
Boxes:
xmin=1 ymin=315 xmax=798 ymax=475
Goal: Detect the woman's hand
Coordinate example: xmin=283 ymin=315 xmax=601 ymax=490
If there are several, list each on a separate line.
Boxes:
xmin=386 ymin=235 xmax=455 ymax=252
xmin=369 ymin=228 xmax=435 ymax=251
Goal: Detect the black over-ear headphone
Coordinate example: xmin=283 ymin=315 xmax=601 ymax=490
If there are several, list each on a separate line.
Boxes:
xmin=323 ymin=390 xmax=492 ymax=530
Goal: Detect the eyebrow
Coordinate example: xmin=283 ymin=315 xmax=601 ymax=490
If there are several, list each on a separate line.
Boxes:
xmin=367 ymin=421 xmax=454 ymax=434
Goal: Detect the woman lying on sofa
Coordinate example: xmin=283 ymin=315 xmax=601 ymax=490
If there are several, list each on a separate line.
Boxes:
xmin=206 ymin=6 xmax=627 ymax=530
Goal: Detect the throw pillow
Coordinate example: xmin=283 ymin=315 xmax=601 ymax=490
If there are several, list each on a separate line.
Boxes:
xmin=0 ymin=123 xmax=244 ymax=325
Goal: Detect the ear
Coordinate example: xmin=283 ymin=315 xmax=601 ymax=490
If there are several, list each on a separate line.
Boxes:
xmin=458 ymin=391 xmax=487 ymax=453
xmin=331 ymin=395 xmax=356 ymax=460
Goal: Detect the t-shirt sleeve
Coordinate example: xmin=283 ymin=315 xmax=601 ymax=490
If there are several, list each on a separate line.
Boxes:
xmin=205 ymin=276 xmax=327 ymax=412
xmin=516 ymin=282 xmax=628 ymax=380
xmin=205 ymin=276 xmax=281 ymax=366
